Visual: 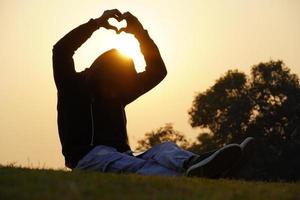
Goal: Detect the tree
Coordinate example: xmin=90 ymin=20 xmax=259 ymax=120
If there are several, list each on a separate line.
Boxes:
xmin=135 ymin=123 xmax=190 ymax=151
xmin=187 ymin=132 xmax=218 ymax=153
xmin=189 ymin=70 xmax=252 ymax=148
xmin=247 ymin=61 xmax=300 ymax=145
xmin=189 ymin=60 xmax=300 ymax=180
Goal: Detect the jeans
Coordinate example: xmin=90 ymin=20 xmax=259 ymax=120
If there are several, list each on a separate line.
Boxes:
xmin=75 ymin=142 xmax=196 ymax=176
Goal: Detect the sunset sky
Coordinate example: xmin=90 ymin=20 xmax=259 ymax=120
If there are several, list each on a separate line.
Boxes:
xmin=1 ymin=0 xmax=300 ymax=168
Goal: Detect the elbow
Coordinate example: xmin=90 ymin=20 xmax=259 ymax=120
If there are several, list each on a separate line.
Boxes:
xmin=161 ymin=68 xmax=167 ymax=79
xmin=52 ymin=41 xmax=64 ymax=53
xmin=161 ymin=64 xmax=167 ymax=79
xmin=52 ymin=37 xmax=69 ymax=54
xmin=52 ymin=42 xmax=72 ymax=57
xmin=52 ymin=45 xmax=59 ymax=60
xmin=52 ymin=43 xmax=61 ymax=55
xmin=154 ymin=62 xmax=167 ymax=81
xmin=154 ymin=67 xmax=167 ymax=83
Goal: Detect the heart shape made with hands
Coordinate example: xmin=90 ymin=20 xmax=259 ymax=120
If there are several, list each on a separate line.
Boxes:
xmin=108 ymin=18 xmax=127 ymax=32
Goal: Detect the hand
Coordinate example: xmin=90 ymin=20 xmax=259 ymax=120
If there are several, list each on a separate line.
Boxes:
xmin=117 ymin=12 xmax=145 ymax=36
xmin=95 ymin=9 xmax=123 ymax=33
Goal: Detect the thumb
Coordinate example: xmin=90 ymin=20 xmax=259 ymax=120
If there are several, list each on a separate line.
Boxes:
xmin=105 ymin=24 xmax=118 ymax=33
xmin=117 ymin=27 xmax=129 ymax=34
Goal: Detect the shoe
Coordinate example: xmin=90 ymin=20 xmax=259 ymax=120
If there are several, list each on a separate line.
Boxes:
xmin=186 ymin=144 xmax=242 ymax=178
xmin=240 ymin=137 xmax=255 ymax=157
xmin=184 ymin=151 xmax=216 ymax=169
xmin=221 ymin=137 xmax=255 ymax=178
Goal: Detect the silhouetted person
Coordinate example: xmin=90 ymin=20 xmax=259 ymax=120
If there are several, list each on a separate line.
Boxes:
xmin=53 ymin=9 xmax=254 ymax=177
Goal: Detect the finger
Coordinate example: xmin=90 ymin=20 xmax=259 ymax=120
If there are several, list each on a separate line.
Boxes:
xmin=117 ymin=27 xmax=129 ymax=34
xmin=122 ymin=12 xmax=131 ymax=20
xmin=107 ymin=9 xmax=123 ymax=21
xmin=122 ymin=11 xmax=137 ymax=20
xmin=105 ymin=8 xmax=122 ymax=16
xmin=105 ymin=24 xmax=118 ymax=33
xmin=111 ymin=9 xmax=123 ymax=20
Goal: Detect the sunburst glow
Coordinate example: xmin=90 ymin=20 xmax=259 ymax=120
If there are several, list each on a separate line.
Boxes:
xmin=112 ymin=33 xmax=146 ymax=72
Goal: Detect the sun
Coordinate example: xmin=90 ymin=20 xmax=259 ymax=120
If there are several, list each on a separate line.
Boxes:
xmin=112 ymin=33 xmax=146 ymax=72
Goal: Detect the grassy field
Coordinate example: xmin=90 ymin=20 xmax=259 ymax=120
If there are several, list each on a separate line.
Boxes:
xmin=0 ymin=166 xmax=299 ymax=200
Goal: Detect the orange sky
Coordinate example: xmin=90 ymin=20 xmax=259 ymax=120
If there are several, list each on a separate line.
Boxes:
xmin=1 ymin=0 xmax=300 ymax=168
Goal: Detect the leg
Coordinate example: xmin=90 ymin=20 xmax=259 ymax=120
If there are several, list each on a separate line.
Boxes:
xmin=186 ymin=138 xmax=255 ymax=178
xmin=75 ymin=145 xmax=179 ymax=176
xmin=137 ymin=142 xmax=196 ymax=172
xmin=185 ymin=149 xmax=217 ymax=167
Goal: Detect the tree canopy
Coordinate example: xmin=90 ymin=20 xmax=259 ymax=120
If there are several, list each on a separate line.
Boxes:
xmin=135 ymin=123 xmax=190 ymax=151
xmin=188 ymin=60 xmax=300 ymax=180
xmin=137 ymin=60 xmax=300 ymax=180
xmin=189 ymin=60 xmax=300 ymax=149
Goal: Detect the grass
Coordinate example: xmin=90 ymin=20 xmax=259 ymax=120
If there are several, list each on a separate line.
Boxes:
xmin=0 ymin=166 xmax=299 ymax=200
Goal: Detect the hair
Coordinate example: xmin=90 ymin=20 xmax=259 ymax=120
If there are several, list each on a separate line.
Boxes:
xmin=87 ymin=49 xmax=137 ymax=95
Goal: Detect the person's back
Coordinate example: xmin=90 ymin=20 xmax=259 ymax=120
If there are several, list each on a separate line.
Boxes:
xmin=54 ymin=54 xmax=132 ymax=169
xmin=52 ymin=10 xmax=167 ymax=169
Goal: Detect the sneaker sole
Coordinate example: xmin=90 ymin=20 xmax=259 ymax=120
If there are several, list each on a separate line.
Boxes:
xmin=186 ymin=144 xmax=242 ymax=178
xmin=240 ymin=137 xmax=255 ymax=159
xmin=221 ymin=137 xmax=255 ymax=178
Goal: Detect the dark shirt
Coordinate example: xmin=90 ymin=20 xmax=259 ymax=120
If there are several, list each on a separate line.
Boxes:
xmin=52 ymin=19 xmax=167 ymax=168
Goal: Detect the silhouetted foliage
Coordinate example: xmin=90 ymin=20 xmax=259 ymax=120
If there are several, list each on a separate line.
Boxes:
xmin=187 ymin=133 xmax=217 ymax=153
xmin=189 ymin=69 xmax=251 ymax=145
xmin=136 ymin=123 xmax=190 ymax=151
xmin=189 ymin=60 xmax=300 ymax=180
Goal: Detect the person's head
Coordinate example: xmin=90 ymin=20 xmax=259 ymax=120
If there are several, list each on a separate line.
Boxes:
xmin=87 ymin=49 xmax=137 ymax=99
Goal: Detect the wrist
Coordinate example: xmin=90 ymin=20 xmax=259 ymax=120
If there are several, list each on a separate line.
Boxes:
xmin=93 ymin=17 xmax=105 ymax=27
xmin=134 ymin=29 xmax=149 ymax=41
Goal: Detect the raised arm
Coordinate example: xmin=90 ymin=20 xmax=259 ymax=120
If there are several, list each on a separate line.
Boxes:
xmin=52 ymin=9 xmax=123 ymax=91
xmin=118 ymin=12 xmax=167 ymax=104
